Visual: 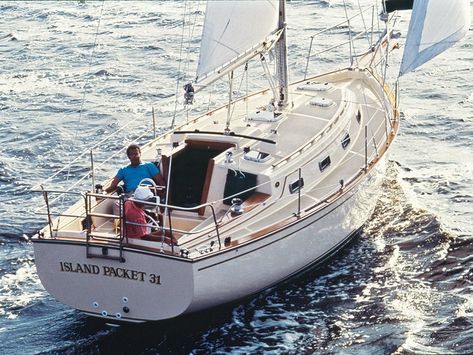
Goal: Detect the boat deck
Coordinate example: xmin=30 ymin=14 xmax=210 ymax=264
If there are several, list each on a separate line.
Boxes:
xmin=37 ymin=69 xmax=396 ymax=261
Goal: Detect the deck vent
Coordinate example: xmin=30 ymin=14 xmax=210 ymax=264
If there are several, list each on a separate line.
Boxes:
xmin=297 ymin=82 xmax=332 ymax=92
xmin=319 ymin=156 xmax=331 ymax=172
xmin=310 ymin=97 xmax=334 ymax=107
xmin=341 ymin=133 xmax=351 ymax=149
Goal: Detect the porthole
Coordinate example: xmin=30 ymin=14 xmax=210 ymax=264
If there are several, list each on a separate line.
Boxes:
xmin=319 ymin=156 xmax=331 ymax=172
xmin=289 ymin=178 xmax=304 ymax=194
xmin=341 ymin=133 xmax=351 ymax=149
xmin=356 ymin=110 xmax=361 ymax=123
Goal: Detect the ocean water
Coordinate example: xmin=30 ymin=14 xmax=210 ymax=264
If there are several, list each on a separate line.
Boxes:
xmin=1 ymin=1 xmax=472 ymax=354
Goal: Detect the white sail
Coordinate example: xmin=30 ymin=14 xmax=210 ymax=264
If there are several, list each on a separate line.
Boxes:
xmin=196 ymin=0 xmax=279 ymax=85
xmin=400 ymin=0 xmax=470 ymax=76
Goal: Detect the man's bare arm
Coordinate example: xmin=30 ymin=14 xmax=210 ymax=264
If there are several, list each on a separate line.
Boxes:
xmin=104 ymin=177 xmax=120 ymax=193
xmin=153 ymin=173 xmax=166 ymax=188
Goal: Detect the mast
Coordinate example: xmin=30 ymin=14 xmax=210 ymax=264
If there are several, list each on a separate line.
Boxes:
xmin=275 ymin=0 xmax=288 ymax=108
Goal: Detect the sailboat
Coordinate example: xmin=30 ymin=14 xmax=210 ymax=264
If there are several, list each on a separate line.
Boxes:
xmin=32 ymin=0 xmax=470 ymax=323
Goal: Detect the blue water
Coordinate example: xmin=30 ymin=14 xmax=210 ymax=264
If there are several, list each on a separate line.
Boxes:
xmin=1 ymin=1 xmax=472 ymax=353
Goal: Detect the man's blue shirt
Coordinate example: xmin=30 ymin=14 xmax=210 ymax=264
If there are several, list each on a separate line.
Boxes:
xmin=116 ymin=162 xmax=159 ymax=193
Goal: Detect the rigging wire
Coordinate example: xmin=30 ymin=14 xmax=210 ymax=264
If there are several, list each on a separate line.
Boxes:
xmin=170 ymin=0 xmax=189 ymax=129
xmin=357 ymin=0 xmax=372 ymax=47
xmin=170 ymin=0 xmax=203 ymax=127
xmin=76 ymin=0 xmax=105 ymax=139
xmin=183 ymin=0 xmax=203 ymax=80
xmin=245 ymin=63 xmax=249 ymax=118
xmin=226 ymin=63 xmax=249 ymax=126
xmin=342 ymin=0 xmax=358 ymax=67
xmin=58 ymin=0 xmax=105 ymax=220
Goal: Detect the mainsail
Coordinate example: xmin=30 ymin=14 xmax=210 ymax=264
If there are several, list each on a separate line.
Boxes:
xmin=195 ymin=0 xmax=279 ymax=87
xmin=400 ymin=0 xmax=470 ymax=76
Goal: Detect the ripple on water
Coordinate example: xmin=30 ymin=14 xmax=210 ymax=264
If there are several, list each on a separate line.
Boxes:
xmin=0 ymin=2 xmax=472 ymax=353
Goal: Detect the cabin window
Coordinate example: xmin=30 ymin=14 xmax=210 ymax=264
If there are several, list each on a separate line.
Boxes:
xmin=289 ymin=178 xmax=304 ymax=194
xmin=356 ymin=109 xmax=361 ymax=123
xmin=341 ymin=133 xmax=351 ymax=149
xmin=319 ymin=156 xmax=331 ymax=172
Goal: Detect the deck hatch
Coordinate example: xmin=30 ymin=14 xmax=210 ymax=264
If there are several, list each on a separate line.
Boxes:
xmin=243 ymin=150 xmax=271 ymax=163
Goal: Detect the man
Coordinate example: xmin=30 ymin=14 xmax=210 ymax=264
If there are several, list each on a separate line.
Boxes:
xmin=124 ymin=186 xmax=176 ymax=245
xmin=105 ymin=143 xmax=165 ymax=194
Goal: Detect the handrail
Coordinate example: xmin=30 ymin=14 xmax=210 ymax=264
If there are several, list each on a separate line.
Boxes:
xmin=35 ymin=212 xmax=87 ymax=219
xmin=272 ymin=87 xmax=350 ymax=169
xmin=34 ymin=131 xmax=389 ymax=253
xmin=36 ymin=188 xmax=87 ymax=238
xmin=174 ymin=130 xmax=276 ymax=144
xmin=126 ymin=196 xmax=222 ymax=249
xmin=34 ymin=180 xmax=265 ymax=240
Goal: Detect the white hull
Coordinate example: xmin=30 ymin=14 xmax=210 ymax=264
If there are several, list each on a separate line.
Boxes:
xmin=30 ymin=0 xmax=466 ymax=324
xmin=33 ymin=155 xmax=385 ymax=322
xmin=33 ymin=59 xmax=400 ymax=323
xmin=189 ymin=157 xmax=385 ymax=313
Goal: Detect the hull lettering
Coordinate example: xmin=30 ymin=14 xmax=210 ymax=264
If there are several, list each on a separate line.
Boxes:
xmin=59 ymin=261 xmax=160 ymax=285
xmin=102 ymin=266 xmax=146 ymax=282
xmin=59 ymin=262 xmax=100 ymax=275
